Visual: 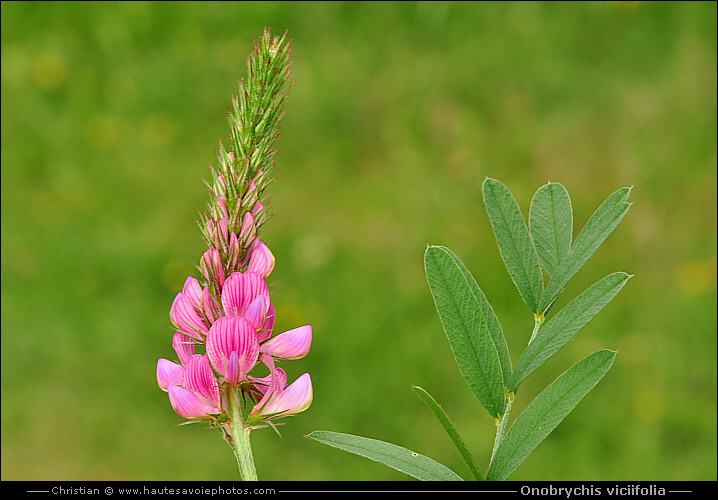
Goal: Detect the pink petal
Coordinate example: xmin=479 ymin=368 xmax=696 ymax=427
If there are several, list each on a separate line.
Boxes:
xmin=239 ymin=212 xmax=256 ymax=243
xmin=201 ymin=287 xmax=222 ymax=324
xmin=167 ymin=385 xmax=218 ymax=419
xmin=182 ymin=277 xmax=203 ymax=308
xmin=201 ymin=248 xmax=225 ymax=287
xmin=226 ymin=350 xmax=241 ymax=385
xmin=247 ymin=241 xmax=275 ymax=278
xmin=252 ymin=169 xmax=265 ymax=184
xmin=251 ymin=354 xmax=280 ymax=412
xmin=220 ymin=273 xmax=244 ymax=317
xmin=258 ymin=373 xmax=313 ymax=417
xmin=205 ymin=316 xmax=259 ymax=378
xmin=221 ymin=272 xmax=269 ymax=317
xmin=260 ymin=325 xmax=312 ymax=360
xmin=218 ymin=196 xmax=229 ymax=218
xmin=205 ymin=218 xmax=218 ymax=246
xmin=183 ymin=354 xmax=221 ymax=409
xmin=243 ymin=181 xmax=258 ymax=211
xmin=258 ymin=303 xmax=275 ymax=342
xmin=169 ymin=292 xmax=208 ymax=340
xmin=157 ymin=359 xmax=183 ymax=391
xmin=218 ymin=217 xmax=229 ymax=249
xmin=205 ymin=217 xmax=229 ymax=250
xmin=227 ymin=232 xmax=240 ymax=268
xmin=250 ymin=367 xmax=287 ymax=395
xmin=172 ymin=331 xmax=196 ymax=366
xmin=244 ymin=295 xmax=267 ymax=330
xmin=251 ymin=199 xmax=264 ymax=219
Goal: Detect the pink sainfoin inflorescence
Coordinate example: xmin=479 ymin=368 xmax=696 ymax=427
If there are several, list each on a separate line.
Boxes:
xmin=158 ymin=31 xmax=309 ymax=432
xmin=157 ymin=150 xmax=312 ymax=429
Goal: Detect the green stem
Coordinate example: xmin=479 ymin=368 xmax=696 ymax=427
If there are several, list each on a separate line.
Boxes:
xmin=227 ymin=386 xmax=258 ymax=481
xmin=490 ymin=390 xmax=514 ymax=465
xmin=491 ymin=313 xmax=540 ymax=466
xmin=528 ymin=311 xmax=544 ymax=346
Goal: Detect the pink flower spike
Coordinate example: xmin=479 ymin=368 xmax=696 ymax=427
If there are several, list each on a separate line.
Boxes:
xmin=206 ymin=316 xmax=259 ymax=380
xmin=182 ymin=354 xmax=221 ymax=409
xmin=257 ymin=373 xmax=313 ymax=418
xmin=247 ymin=241 xmax=275 ymax=278
xmin=157 ymin=359 xmax=184 ymax=391
xmin=260 ymin=325 xmax=312 ymax=360
xmin=168 ymin=385 xmax=219 ymax=419
xmin=172 ymin=331 xmax=196 ymax=366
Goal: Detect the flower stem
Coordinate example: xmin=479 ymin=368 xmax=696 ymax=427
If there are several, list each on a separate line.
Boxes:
xmin=227 ymin=386 xmax=258 ymax=481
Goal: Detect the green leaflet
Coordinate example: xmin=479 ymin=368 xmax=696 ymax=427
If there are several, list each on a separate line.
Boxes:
xmin=443 ymin=247 xmax=512 ymax=384
xmin=529 ymin=182 xmax=573 ymax=277
xmin=539 ymin=187 xmax=631 ymax=313
xmin=306 ymin=431 xmax=464 ymax=481
xmin=483 ymin=178 xmax=544 ymax=313
xmin=414 ymin=386 xmax=483 ymax=481
xmin=510 ymin=272 xmax=631 ymax=390
xmin=487 ymin=350 xmax=616 ymax=481
xmin=425 ymin=246 xmax=505 ymax=418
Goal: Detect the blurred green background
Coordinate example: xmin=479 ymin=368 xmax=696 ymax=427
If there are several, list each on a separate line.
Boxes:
xmin=2 ymin=1 xmax=716 ymax=481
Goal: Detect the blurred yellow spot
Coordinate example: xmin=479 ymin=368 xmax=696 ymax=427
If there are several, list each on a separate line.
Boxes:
xmin=33 ymin=55 xmax=67 ymax=91
xmin=84 ymin=116 xmax=120 ymax=150
xmin=620 ymin=331 xmax=650 ymax=368
xmin=292 ymin=233 xmax=334 ymax=271
xmin=633 ymin=389 xmax=665 ymax=425
xmin=142 ymin=113 xmax=177 ymax=147
xmin=675 ymin=256 xmax=717 ymax=296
